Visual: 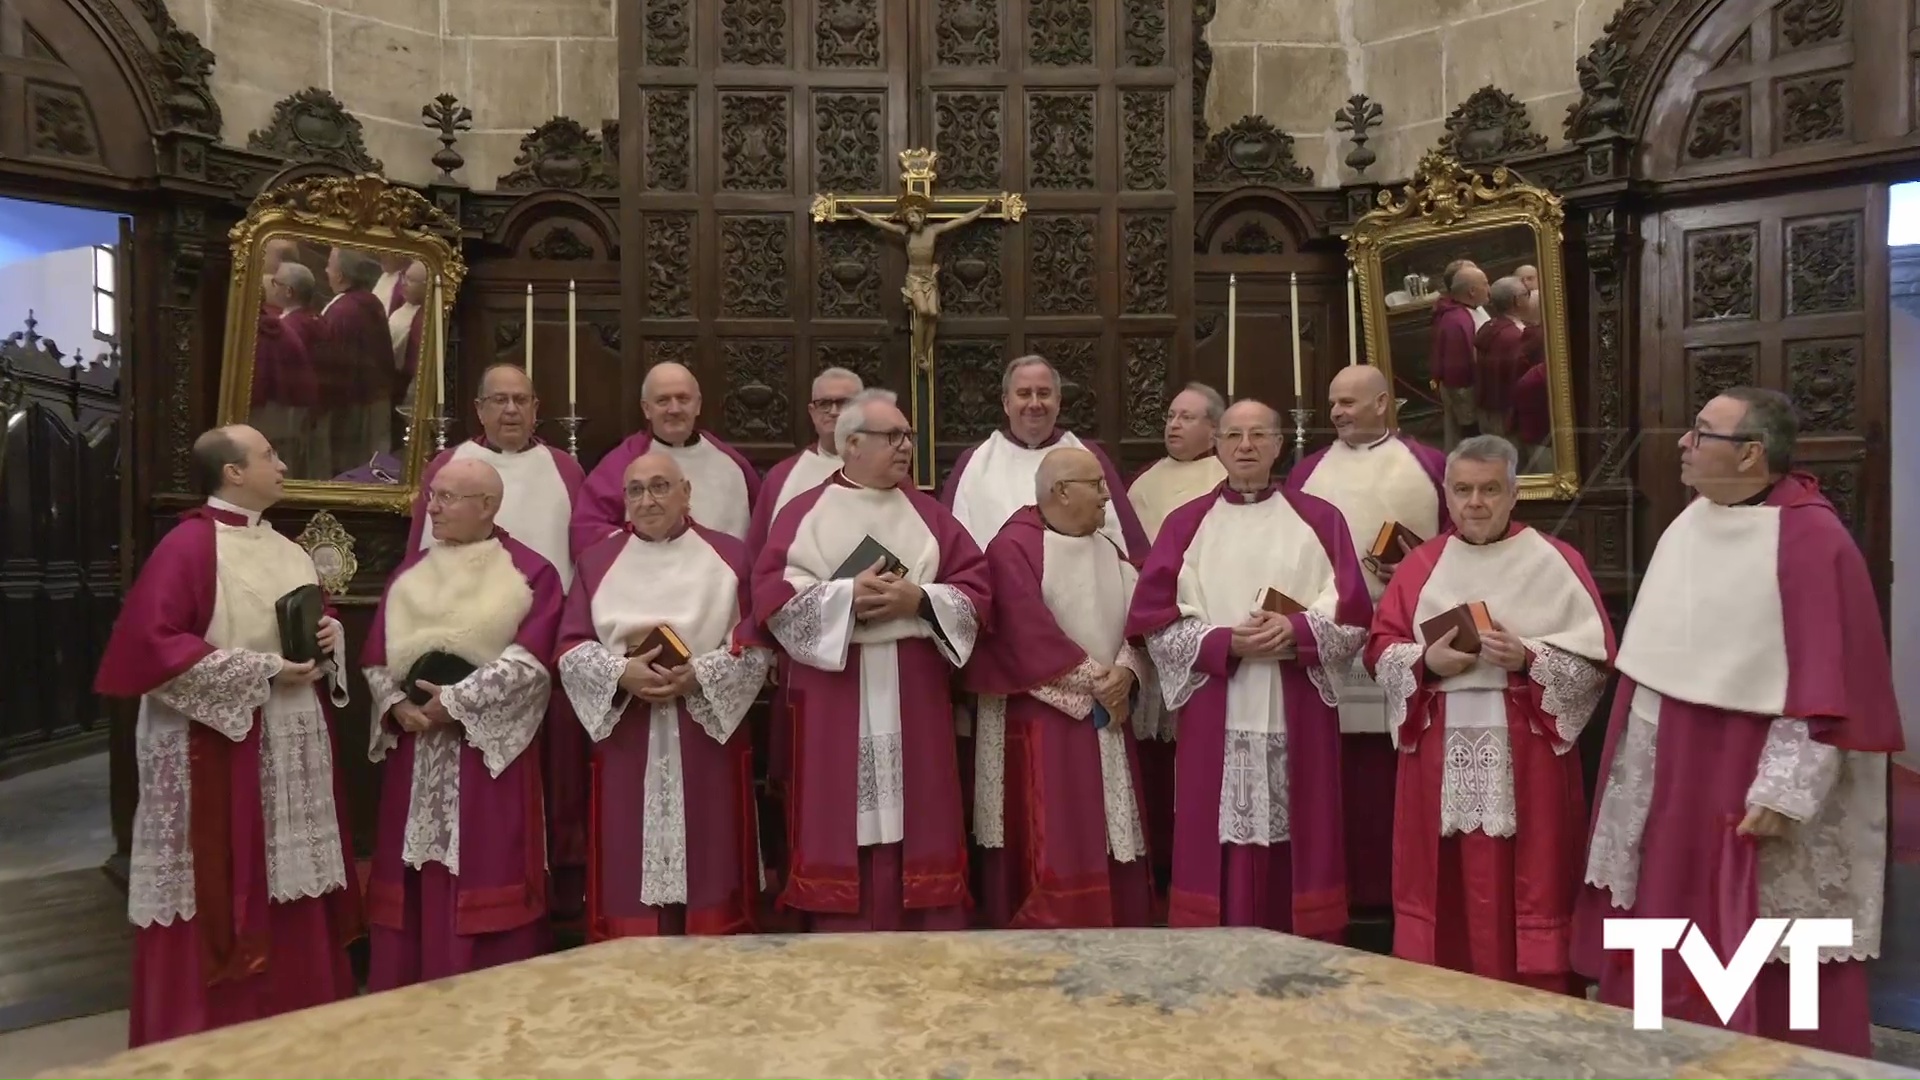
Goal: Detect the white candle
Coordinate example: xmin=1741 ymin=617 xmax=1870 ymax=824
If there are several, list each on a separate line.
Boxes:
xmin=523 ymin=284 xmax=534 ymax=381
xmin=1226 ymin=273 xmax=1238 ymax=398
xmin=1347 ymin=267 xmax=1360 ymax=366
xmin=433 ymin=275 xmax=445 ymax=409
xmin=567 ymin=279 xmax=578 ymax=407
xmin=1290 ymin=272 xmax=1303 ymax=399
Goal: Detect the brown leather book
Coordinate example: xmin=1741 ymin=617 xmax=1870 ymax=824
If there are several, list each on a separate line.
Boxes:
xmin=628 ymin=624 xmax=692 ymax=667
xmin=1255 ymin=587 xmax=1306 ymax=616
xmin=1368 ymin=521 xmax=1425 ymax=566
xmin=1419 ymin=601 xmax=1493 ymax=654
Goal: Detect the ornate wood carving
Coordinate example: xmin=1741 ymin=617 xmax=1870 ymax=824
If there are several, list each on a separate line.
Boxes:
xmin=936 ymin=338 xmax=1005 ymax=441
xmin=814 ymin=228 xmax=882 ymax=318
xmin=935 ymin=0 xmax=1000 ymax=66
xmin=1333 ymin=94 xmax=1384 ymax=176
xmin=1776 ymin=0 xmax=1846 ymax=50
xmin=938 ymin=226 xmax=1003 ymax=314
xmin=1197 ymin=116 xmax=1312 ymax=186
xmin=497 ymin=117 xmax=617 ymax=190
xmin=1220 ymin=219 xmax=1283 ymax=255
xmin=642 ymin=89 xmax=692 ymax=191
xmin=1787 ymin=338 xmax=1859 ymax=434
xmin=720 ymin=215 xmax=791 ymax=317
xmin=1786 ymin=213 xmax=1862 ymax=317
xmin=1776 ymin=71 xmax=1848 ymax=147
xmin=721 ymin=0 xmax=789 ymax=65
xmin=1028 ymin=336 xmax=1098 ymax=432
xmin=814 ymin=341 xmax=886 ymax=389
xmin=424 ymin=94 xmax=472 ymax=182
xmin=1192 ymin=0 xmax=1215 ymax=142
xmin=246 ymin=88 xmax=381 ymax=173
xmin=1685 ymin=227 xmax=1757 ymax=323
xmin=642 ymin=0 xmax=692 ymax=65
xmin=27 ymin=84 xmax=99 ymax=162
xmin=816 ymin=0 xmax=880 ymax=67
xmin=1124 ymin=337 xmax=1170 ymax=437
xmin=1027 ymin=0 xmax=1093 ymax=67
xmin=1122 ymin=213 xmax=1170 ymax=314
xmin=529 ymin=225 xmax=594 ymax=261
xmin=1564 ymin=0 xmax=1656 ymax=141
xmin=1685 ymin=344 xmax=1759 ymax=412
xmin=1122 ymin=90 xmax=1169 ymax=191
xmin=720 ymin=92 xmax=791 ymax=191
xmin=814 ymin=91 xmax=884 ymax=192
xmin=1683 ymin=88 xmax=1748 ymax=161
xmin=1123 ymin=0 xmax=1167 ymax=66
xmin=645 ymin=214 xmax=694 ymax=318
xmin=721 ymin=340 xmax=793 ymax=441
xmin=933 ymin=91 xmax=1003 ymax=190
xmin=646 ymin=339 xmax=695 ymax=368
xmin=1801 ymin=456 xmax=1864 ymax=538
xmin=1584 ymin=203 xmax=1630 ymax=482
xmin=1438 ymin=86 xmax=1547 ymax=164
xmin=1028 ymin=92 xmax=1096 ymax=189
xmin=1028 ymin=214 xmax=1097 ymax=314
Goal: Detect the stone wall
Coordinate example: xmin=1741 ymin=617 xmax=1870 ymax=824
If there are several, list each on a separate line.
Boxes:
xmin=163 ymin=0 xmax=616 ymax=185
xmin=1204 ymin=0 xmax=1629 ymax=185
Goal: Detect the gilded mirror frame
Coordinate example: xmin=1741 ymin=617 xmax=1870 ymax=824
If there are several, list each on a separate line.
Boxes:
xmin=1347 ymin=151 xmax=1580 ymax=500
xmin=216 ymin=174 xmax=466 ymax=513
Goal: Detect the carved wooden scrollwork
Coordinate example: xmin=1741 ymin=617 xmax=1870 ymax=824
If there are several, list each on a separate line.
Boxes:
xmin=1029 ymin=336 xmax=1098 ymax=432
xmin=1122 ymin=214 xmax=1170 ymax=314
xmin=1122 ymin=91 xmax=1169 ymax=191
xmin=815 ymin=228 xmax=882 ymax=318
xmin=247 ymin=88 xmax=382 ymax=173
xmin=721 ymin=92 xmax=791 ymax=191
xmin=1686 ymin=344 xmax=1758 ymax=413
xmin=815 ymin=92 xmax=884 ymax=192
xmin=721 ymin=340 xmax=794 ymax=442
xmin=642 ymin=0 xmax=692 ymax=65
xmin=647 ymin=338 xmax=695 ymax=367
xmin=252 ymin=173 xmax=457 ymax=236
xmin=1123 ymin=0 xmax=1168 ymax=66
xmin=28 ymin=85 xmax=100 ymax=163
xmin=642 ymin=89 xmax=692 ymax=191
xmin=1685 ymin=226 xmax=1757 ymax=323
xmin=1438 ymin=86 xmax=1547 ymax=164
xmin=721 ymin=0 xmax=789 ymax=65
xmin=1028 ymin=214 xmax=1097 ymax=314
xmin=1787 ymin=339 xmax=1860 ymax=434
xmin=938 ymin=226 xmax=1003 ymax=314
xmin=529 ymin=225 xmax=595 ymax=261
xmin=1028 ymin=92 xmax=1096 ymax=189
xmin=935 ymin=0 xmax=1000 ymax=66
xmin=1785 ymin=213 xmax=1862 ymax=316
xmin=1564 ymin=0 xmax=1655 ymax=141
xmin=1124 ymin=338 xmax=1170 ymax=437
xmin=1683 ymin=88 xmax=1749 ymax=162
xmin=816 ymin=0 xmax=880 ymax=67
xmin=936 ymin=339 xmax=1006 ymax=440
xmin=497 ymin=117 xmax=617 ymax=190
xmin=1027 ymin=0 xmax=1093 ymax=66
xmin=645 ymin=214 xmax=694 ymax=318
xmin=1220 ymin=220 xmax=1283 ymax=255
xmin=1197 ymin=117 xmax=1312 ymax=186
xmin=1359 ymin=149 xmax=1560 ymax=231
xmin=720 ymin=216 xmax=791 ymax=317
xmin=933 ymin=91 xmax=1003 ymax=190
xmin=1777 ymin=72 xmax=1848 ymax=147
xmin=1776 ymin=0 xmax=1846 ymax=50
xmin=815 ymin=341 xmax=885 ymax=389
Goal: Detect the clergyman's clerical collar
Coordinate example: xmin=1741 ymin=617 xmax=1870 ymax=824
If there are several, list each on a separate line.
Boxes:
xmin=831 ymin=468 xmax=891 ymax=491
xmin=1003 ymin=425 xmax=1065 ymax=451
xmin=1736 ymin=478 xmax=1781 ymax=507
xmin=478 ymin=434 xmax=536 ymax=454
xmin=207 ymin=496 xmax=262 ymax=526
xmin=1359 ymin=430 xmax=1394 ymax=450
xmin=627 ymin=519 xmax=692 ymax=543
xmin=1220 ymin=480 xmax=1279 ymax=505
xmin=652 ymin=430 xmax=703 ymax=450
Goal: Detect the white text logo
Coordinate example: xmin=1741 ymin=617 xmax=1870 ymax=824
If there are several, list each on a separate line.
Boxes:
xmin=1602 ymin=917 xmax=1852 ymax=1031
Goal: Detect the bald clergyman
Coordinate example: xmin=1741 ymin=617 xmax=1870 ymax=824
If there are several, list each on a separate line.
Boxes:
xmin=361 ymin=458 xmax=563 ymax=989
xmin=572 ymin=363 xmax=762 ymax=554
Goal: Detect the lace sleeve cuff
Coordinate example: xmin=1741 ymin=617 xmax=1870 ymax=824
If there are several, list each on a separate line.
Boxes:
xmin=1372 ymin=641 xmax=1424 ymax=750
xmin=686 ymin=646 xmax=771 ymax=744
xmin=443 ymin=645 xmax=550 ymax=777
xmin=922 ymin=583 xmax=980 ymax=667
xmin=1747 ymin=717 xmax=1843 ymax=822
xmin=151 ymin=648 xmax=277 ymax=740
xmin=1032 ymin=657 xmax=1101 ymax=720
xmin=320 ymin=617 xmax=350 ymax=709
xmin=770 ymin=580 xmax=856 ymax=672
xmin=1145 ymin=617 xmax=1213 ymax=711
xmin=1522 ymin=642 xmax=1607 ymax=750
xmin=1299 ymin=609 xmax=1366 ymax=671
xmin=558 ymin=642 xmax=628 ymax=743
xmin=363 ymin=666 xmax=405 ymax=761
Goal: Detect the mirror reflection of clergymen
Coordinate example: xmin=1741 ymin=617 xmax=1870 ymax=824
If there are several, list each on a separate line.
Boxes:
xmin=844 ymin=195 xmax=1008 ymax=372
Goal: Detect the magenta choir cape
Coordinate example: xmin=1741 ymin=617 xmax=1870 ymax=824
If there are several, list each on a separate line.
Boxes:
xmin=1123 ymin=482 xmax=1373 ymax=935
xmin=748 ymin=478 xmax=989 ymax=919
xmin=569 ymin=429 xmax=762 ymax=558
xmin=556 ymin=522 xmax=764 ymax=939
xmin=358 ymin=528 xmax=561 ymax=941
xmin=962 ymin=505 xmax=1154 ymax=928
xmin=93 ymin=504 xmax=363 ymax=1045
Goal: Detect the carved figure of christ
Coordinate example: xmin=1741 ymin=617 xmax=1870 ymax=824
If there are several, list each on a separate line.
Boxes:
xmin=844 ymin=199 xmax=997 ymax=373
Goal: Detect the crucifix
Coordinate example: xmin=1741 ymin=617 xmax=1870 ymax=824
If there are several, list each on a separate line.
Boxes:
xmin=812 ymin=148 xmax=1024 ymax=487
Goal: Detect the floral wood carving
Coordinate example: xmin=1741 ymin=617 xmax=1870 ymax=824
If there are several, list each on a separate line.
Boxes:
xmin=815 ymin=341 xmax=885 ymax=390
xmin=530 ymin=225 xmax=594 ymax=261
xmin=1122 ymin=90 xmax=1170 ymax=190
xmin=1777 ymin=73 xmax=1848 ymax=147
xmin=1028 ymin=92 xmax=1096 ymax=189
xmin=1785 ymin=214 xmax=1862 ymax=316
xmin=815 ymin=92 xmax=885 ymax=192
xmin=817 ymin=0 xmax=880 ymax=66
xmin=154 ymin=22 xmax=221 ymax=136
xmin=1683 ymin=88 xmax=1748 ymax=161
xmin=935 ymin=0 xmax=1000 ymax=65
xmin=1777 ymin=0 xmax=1845 ymax=50
xmin=1221 ymin=219 xmax=1283 ymax=255
xmin=1122 ymin=0 xmax=1168 ymax=66
xmin=1686 ymin=226 xmax=1757 ymax=323
xmin=1355 ymin=150 xmax=1563 ymax=234
xmin=721 ymin=0 xmax=789 ymax=65
xmin=1564 ymin=0 xmax=1655 ymax=141
xmin=1124 ymin=338 xmax=1170 ymax=437
xmin=1028 ymin=0 xmax=1093 ymax=66
xmin=643 ymin=89 xmax=692 ymax=191
xmin=645 ymin=214 xmax=694 ymax=318
xmin=720 ymin=92 xmax=790 ymax=191
xmin=1686 ymin=344 xmax=1758 ymax=413
xmin=643 ymin=0 xmax=692 ymax=65
xmin=1028 ymin=336 xmax=1098 ymax=432
xmin=1197 ymin=116 xmax=1312 ymax=186
xmin=721 ymin=216 xmax=790 ymax=317
xmin=1439 ymin=86 xmax=1547 ymax=164
xmin=815 ymin=228 xmax=882 ymax=318
xmin=1787 ymin=339 xmax=1859 ymax=434
xmin=1333 ymin=94 xmax=1384 ymax=176
xmin=937 ymin=338 xmax=1007 ymax=440
xmin=252 ymin=174 xmax=458 ymax=236
xmin=938 ymin=226 xmax=1003 ymax=314
xmin=933 ymin=91 xmax=1003 ymax=190
xmin=721 ymin=340 xmax=793 ymax=442
xmin=1028 ymin=214 xmax=1097 ymax=314
xmin=496 ymin=117 xmax=617 ymax=190
xmin=1192 ymin=0 xmax=1216 ymax=142
xmin=1123 ymin=214 xmax=1170 ymax=314
xmin=423 ymin=94 xmax=472 ymax=182
xmin=28 ymin=86 xmax=99 ymax=161
xmin=246 ymin=88 xmax=382 ymax=173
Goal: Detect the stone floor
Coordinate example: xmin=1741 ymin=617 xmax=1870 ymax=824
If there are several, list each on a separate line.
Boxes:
xmin=0 ymin=753 xmax=113 ymax=886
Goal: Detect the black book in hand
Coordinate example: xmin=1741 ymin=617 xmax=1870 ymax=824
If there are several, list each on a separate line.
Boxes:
xmin=275 ymin=584 xmax=324 ymax=665
xmin=832 ymin=535 xmax=906 ymax=580
xmin=404 ymin=650 xmax=478 ymax=706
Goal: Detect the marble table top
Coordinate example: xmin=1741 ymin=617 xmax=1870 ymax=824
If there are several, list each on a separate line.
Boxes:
xmin=47 ymin=929 xmax=1919 ymax=1079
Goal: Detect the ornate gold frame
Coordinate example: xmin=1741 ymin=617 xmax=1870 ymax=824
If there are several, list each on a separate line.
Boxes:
xmin=1347 ymin=151 xmax=1580 ymax=499
xmin=216 ymin=174 xmax=467 ymax=513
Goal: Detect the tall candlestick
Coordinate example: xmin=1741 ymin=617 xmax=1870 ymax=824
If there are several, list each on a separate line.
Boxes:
xmin=1226 ymin=273 xmax=1238 ymax=398
xmin=567 ymin=279 xmax=578 ymax=407
xmin=1289 ymin=272 xmax=1303 ymax=399
xmin=1347 ymin=267 xmax=1360 ymax=366
xmin=523 ymin=284 xmax=534 ymax=381
xmin=433 ymin=274 xmax=445 ymax=409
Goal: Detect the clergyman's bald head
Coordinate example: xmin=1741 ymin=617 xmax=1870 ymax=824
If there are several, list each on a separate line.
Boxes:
xmin=1035 ymin=445 xmax=1099 ymax=494
xmin=625 ymin=449 xmax=685 ymax=484
xmin=1330 ymin=364 xmax=1388 ymax=400
xmin=1221 ymin=399 xmax=1281 ymax=431
xmin=438 ymin=457 xmax=503 ymax=498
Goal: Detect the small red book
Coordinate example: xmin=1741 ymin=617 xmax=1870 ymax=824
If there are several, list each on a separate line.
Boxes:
xmin=1419 ymin=601 xmax=1493 ymax=653
xmin=1368 ymin=521 xmax=1425 ymax=566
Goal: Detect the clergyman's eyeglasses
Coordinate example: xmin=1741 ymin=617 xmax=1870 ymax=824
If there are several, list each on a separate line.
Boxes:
xmin=810 ymin=397 xmax=852 ymax=411
xmin=857 ymin=427 xmax=915 ymax=448
xmin=624 ymin=478 xmax=680 ymax=500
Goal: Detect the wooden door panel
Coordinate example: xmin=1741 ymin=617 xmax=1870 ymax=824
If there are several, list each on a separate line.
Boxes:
xmin=1642 ymin=183 xmax=1890 ymax=607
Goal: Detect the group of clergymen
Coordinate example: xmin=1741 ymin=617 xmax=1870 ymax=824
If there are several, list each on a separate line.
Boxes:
xmin=97 ymin=354 xmax=1899 ymax=1057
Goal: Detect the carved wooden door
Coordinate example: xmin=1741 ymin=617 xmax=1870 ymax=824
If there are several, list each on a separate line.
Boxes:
xmin=621 ymin=0 xmax=1190 ymax=480
xmin=1641 ymin=184 xmax=1891 ymax=609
